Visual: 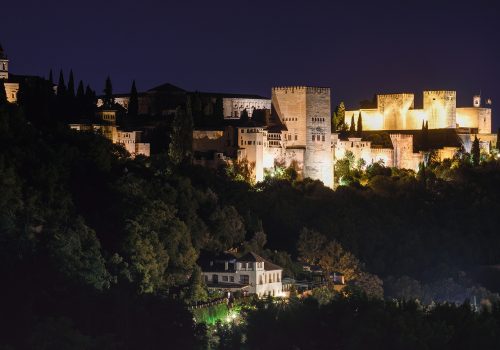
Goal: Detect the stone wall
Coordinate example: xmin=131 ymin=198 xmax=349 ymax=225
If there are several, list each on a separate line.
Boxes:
xmin=223 ymin=98 xmax=271 ymax=119
xmin=456 ymin=107 xmax=492 ymax=134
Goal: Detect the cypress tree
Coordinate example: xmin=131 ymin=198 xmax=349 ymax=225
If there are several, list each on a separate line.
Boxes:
xmin=169 ymin=107 xmax=194 ymax=166
xmin=356 ymin=112 xmax=363 ymax=136
xmin=48 ymin=69 xmax=53 ymax=84
xmin=76 ymin=80 xmax=85 ymax=99
xmin=57 ymin=70 xmax=67 ymax=97
xmin=128 ymin=80 xmax=139 ymax=117
xmin=76 ymin=80 xmax=85 ymax=117
xmin=471 ymin=136 xmax=480 ymax=166
xmin=68 ymin=70 xmax=75 ymax=97
xmin=349 ymin=114 xmax=356 ymax=134
xmin=84 ymin=85 xmax=96 ymax=118
xmin=333 ymin=102 xmax=346 ymax=131
xmin=496 ymin=128 xmax=500 ymax=150
xmin=240 ymin=109 xmax=249 ymax=124
xmin=103 ymin=76 xmax=114 ymax=107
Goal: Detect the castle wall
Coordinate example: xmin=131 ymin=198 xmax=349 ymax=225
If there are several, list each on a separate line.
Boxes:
xmin=456 ymin=107 xmax=492 ymax=134
xmin=223 ymin=98 xmax=271 ymax=119
xmin=334 ymin=138 xmax=372 ymax=167
xmin=371 ymin=148 xmax=394 ymax=167
xmin=423 ymin=91 xmax=456 ymax=129
xmin=344 ymin=109 xmax=383 ymax=131
xmin=193 ymin=130 xmax=226 ymax=153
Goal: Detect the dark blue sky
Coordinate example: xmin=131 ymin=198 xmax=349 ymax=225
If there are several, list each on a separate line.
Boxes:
xmin=2 ymin=0 xmax=499 ymax=127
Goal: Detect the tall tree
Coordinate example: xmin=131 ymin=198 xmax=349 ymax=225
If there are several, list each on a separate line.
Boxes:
xmin=356 ymin=112 xmax=363 ymax=136
xmin=57 ymin=70 xmax=67 ymax=97
xmin=128 ymin=80 xmax=139 ymax=118
xmin=84 ymin=85 xmax=96 ymax=118
xmin=496 ymin=128 xmax=500 ymax=150
xmin=240 ymin=109 xmax=249 ymax=124
xmin=168 ymin=107 xmax=194 ymax=166
xmin=67 ymin=70 xmax=75 ymax=98
xmin=471 ymin=135 xmax=480 ymax=166
xmin=103 ymin=76 xmax=114 ymax=108
xmin=48 ymin=69 xmax=53 ymax=84
xmin=349 ymin=114 xmax=356 ymax=134
xmin=333 ymin=102 xmax=345 ymax=131
xmin=76 ymin=81 xmax=85 ymax=117
xmin=76 ymin=80 xmax=85 ymax=99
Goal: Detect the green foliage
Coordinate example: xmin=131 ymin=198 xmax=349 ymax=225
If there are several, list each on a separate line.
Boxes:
xmin=226 ymin=156 xmax=255 ymax=184
xmin=236 ymin=296 xmax=500 ymax=349
xmin=48 ymin=217 xmax=111 ymax=290
xmin=192 ymin=303 xmax=231 ymax=325
xmin=168 ymin=107 xmax=194 ymax=165
xmin=184 ymin=265 xmax=208 ymax=304
xmin=332 ymin=101 xmax=345 ymax=131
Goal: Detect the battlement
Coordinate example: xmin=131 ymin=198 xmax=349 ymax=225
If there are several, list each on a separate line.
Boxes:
xmin=272 ymin=86 xmax=330 ymax=94
xmin=390 ymin=133 xmax=413 ymax=140
xmin=423 ymin=90 xmax=456 ymax=97
xmin=378 ymin=93 xmax=414 ymax=98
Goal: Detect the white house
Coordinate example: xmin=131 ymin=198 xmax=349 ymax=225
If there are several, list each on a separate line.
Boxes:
xmin=199 ymin=252 xmax=284 ymax=298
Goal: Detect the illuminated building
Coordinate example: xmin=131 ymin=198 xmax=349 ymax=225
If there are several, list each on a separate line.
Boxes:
xmin=345 ymin=91 xmax=493 ymax=135
xmin=199 ymin=251 xmax=284 ymax=298
xmin=0 ymin=44 xmax=20 ymax=103
xmin=69 ymin=108 xmax=150 ymax=157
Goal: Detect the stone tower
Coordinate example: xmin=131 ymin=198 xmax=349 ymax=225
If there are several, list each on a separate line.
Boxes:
xmin=423 ymin=91 xmax=456 ymax=129
xmin=271 ymin=86 xmax=333 ymax=188
xmin=0 ymin=44 xmax=9 ymax=80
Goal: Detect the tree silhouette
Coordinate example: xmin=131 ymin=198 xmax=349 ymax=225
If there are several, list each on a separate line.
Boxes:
xmin=128 ymin=80 xmax=139 ymax=117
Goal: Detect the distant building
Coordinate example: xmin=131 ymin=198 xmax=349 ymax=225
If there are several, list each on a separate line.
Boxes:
xmin=96 ymin=82 xmax=271 ymax=120
xmin=69 ymin=108 xmax=150 ymax=157
xmin=345 ymin=91 xmax=493 ymax=135
xmin=199 ymin=251 xmax=284 ymax=298
xmin=0 ymin=44 xmax=20 ymax=103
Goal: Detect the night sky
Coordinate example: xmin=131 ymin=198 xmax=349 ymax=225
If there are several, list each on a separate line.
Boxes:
xmin=2 ymin=0 xmax=499 ymax=126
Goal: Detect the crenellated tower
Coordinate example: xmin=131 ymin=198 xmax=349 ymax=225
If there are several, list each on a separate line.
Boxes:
xmin=423 ymin=91 xmax=456 ymax=129
xmin=271 ymin=86 xmax=333 ymax=188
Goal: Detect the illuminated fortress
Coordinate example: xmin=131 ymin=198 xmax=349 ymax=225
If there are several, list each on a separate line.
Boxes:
xmin=194 ymin=88 xmax=497 ymax=186
xmin=345 ymin=91 xmax=492 ymax=134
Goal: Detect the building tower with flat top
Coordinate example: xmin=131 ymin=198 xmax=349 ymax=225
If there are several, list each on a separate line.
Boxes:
xmin=271 ymin=86 xmax=333 ymax=188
